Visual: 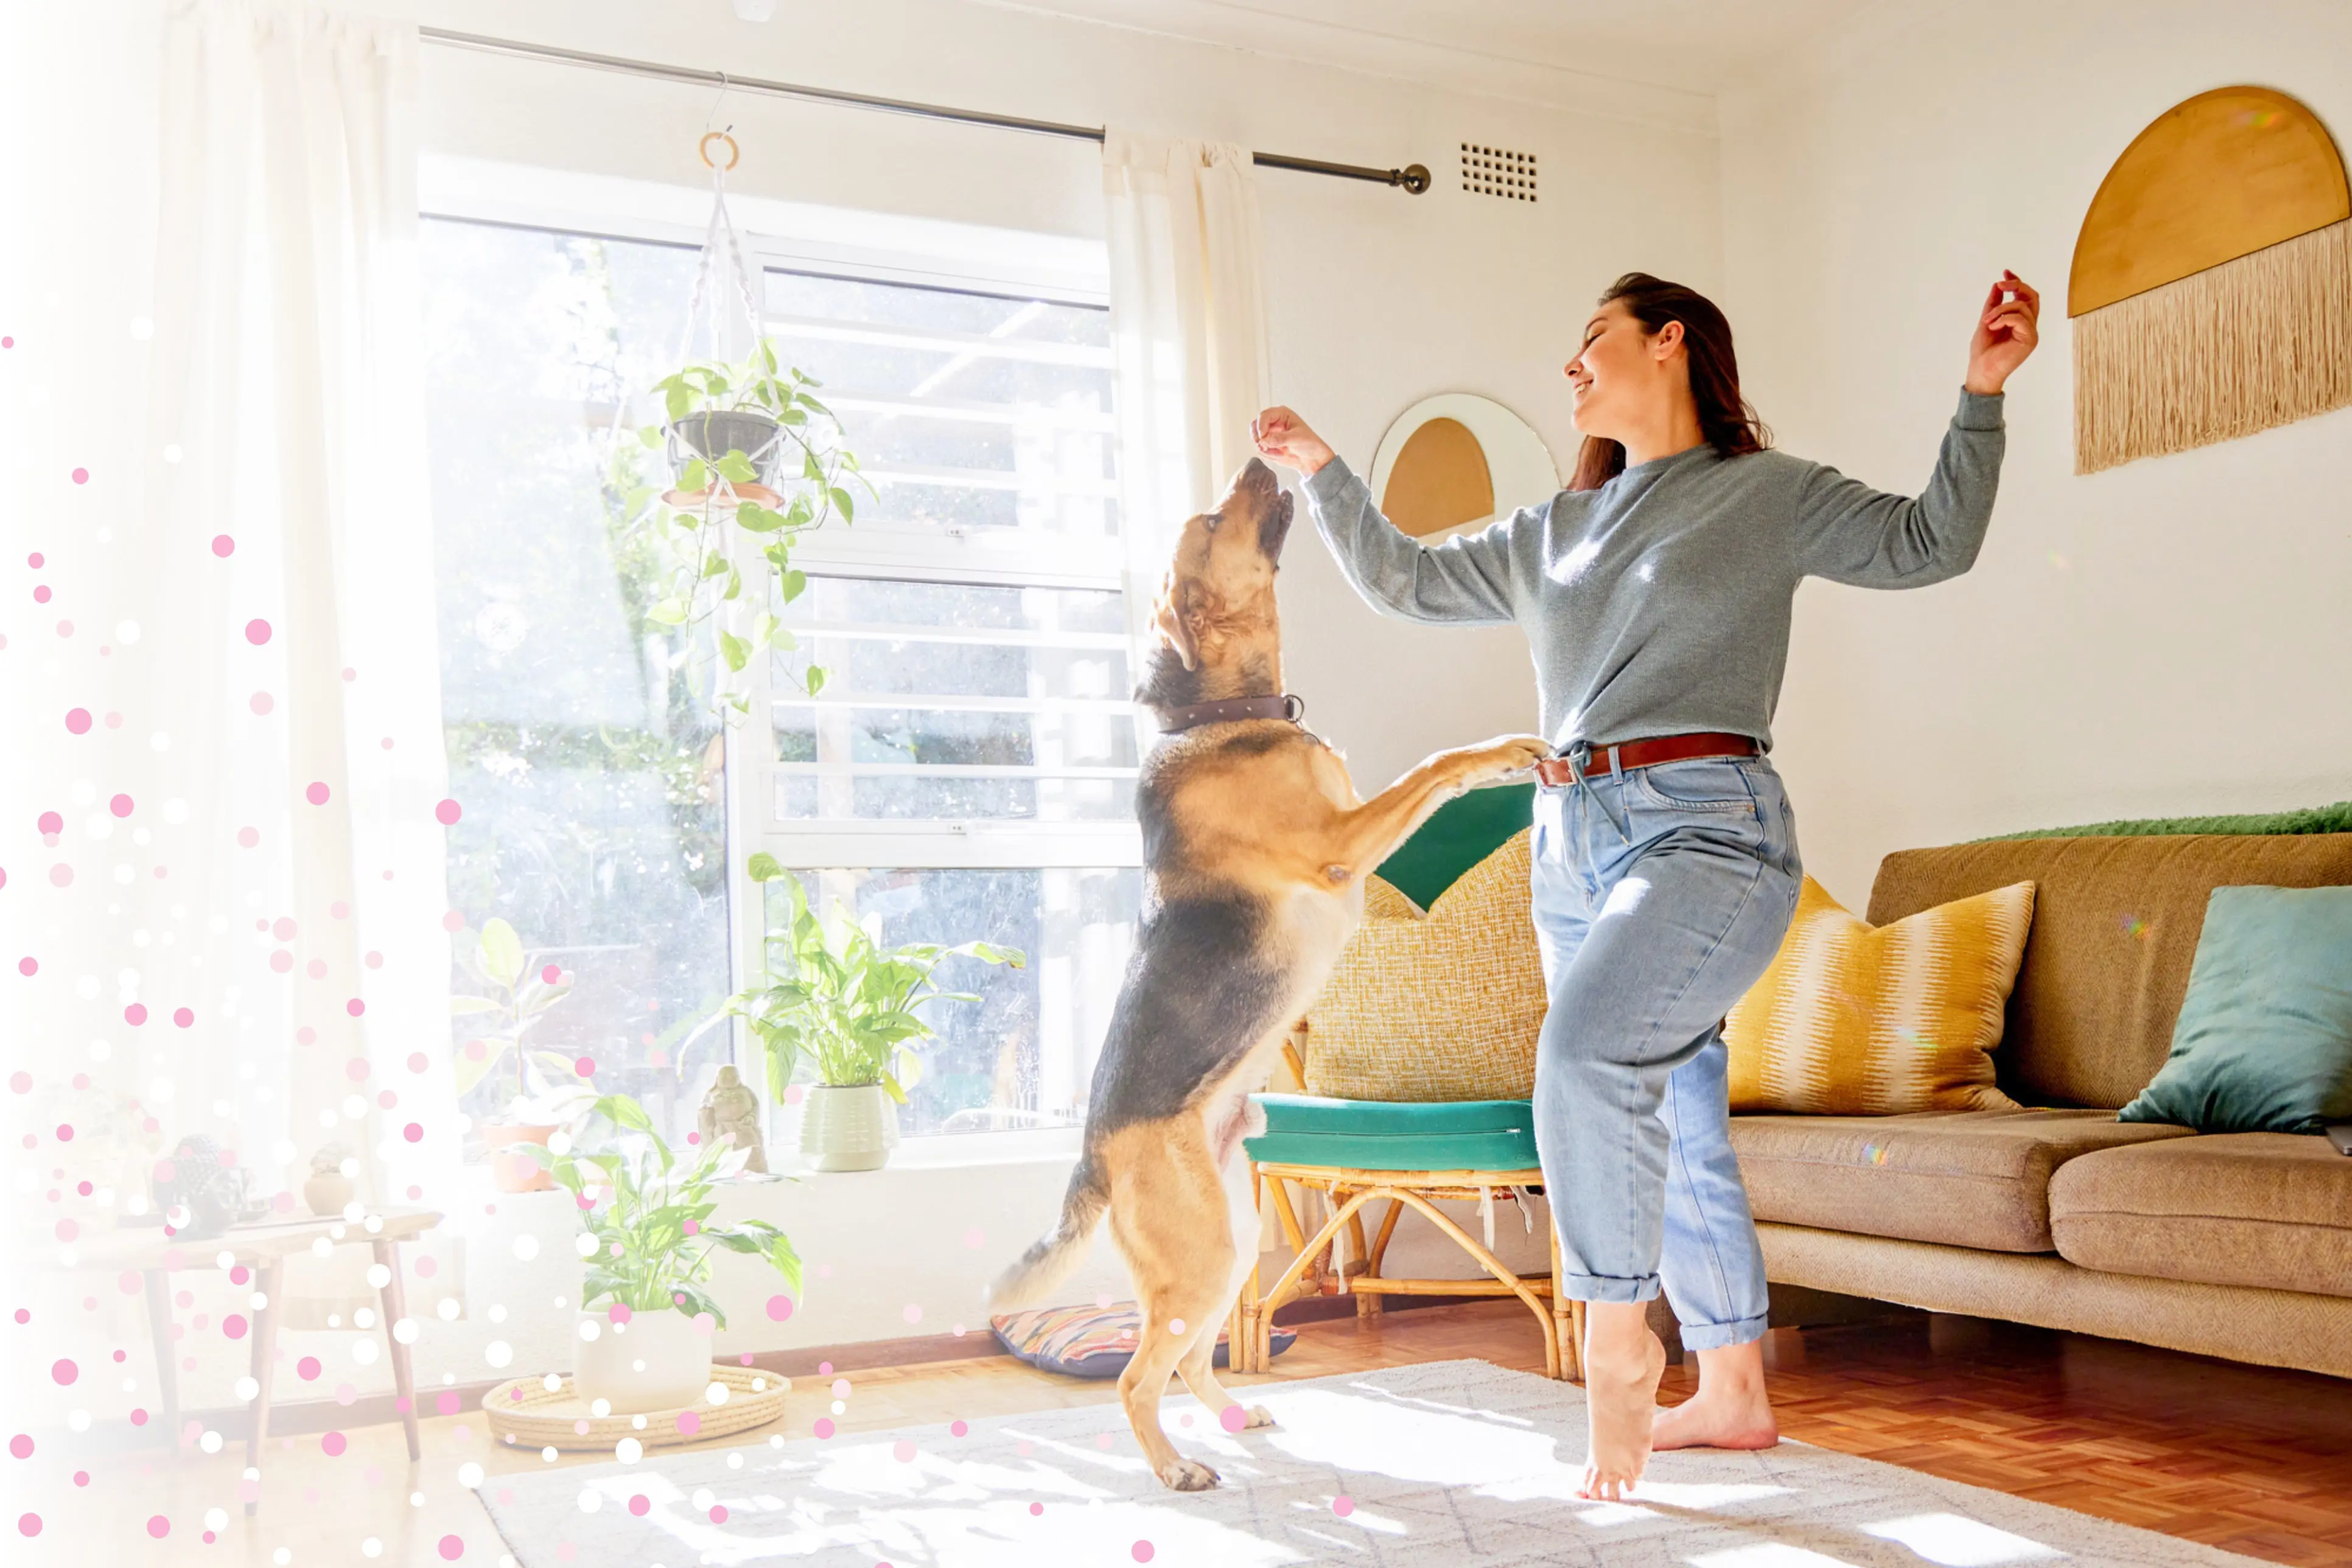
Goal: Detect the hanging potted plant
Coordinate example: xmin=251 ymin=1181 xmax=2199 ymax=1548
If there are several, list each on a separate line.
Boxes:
xmin=621 ymin=336 xmax=869 ymax=720
xmin=529 ymin=1093 xmax=801 ymax=1415
xmin=451 ymin=917 xmax=597 ymax=1192
xmin=708 ymin=857 xmax=1023 ymax=1171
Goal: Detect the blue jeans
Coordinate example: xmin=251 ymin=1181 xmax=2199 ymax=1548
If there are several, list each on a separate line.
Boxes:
xmin=1528 ymin=751 xmax=1802 ymax=1351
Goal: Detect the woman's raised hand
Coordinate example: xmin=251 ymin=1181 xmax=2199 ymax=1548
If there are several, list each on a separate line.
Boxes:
xmin=1251 ymin=407 xmax=1337 ymax=478
xmin=1964 ymin=271 xmax=2040 ymax=396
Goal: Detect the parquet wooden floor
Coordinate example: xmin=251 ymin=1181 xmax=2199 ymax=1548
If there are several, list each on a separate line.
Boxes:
xmin=27 ymin=1300 xmax=2348 ymax=1564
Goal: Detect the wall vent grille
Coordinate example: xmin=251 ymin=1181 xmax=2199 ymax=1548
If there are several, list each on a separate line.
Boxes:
xmin=1461 ymin=144 xmax=1537 ymax=202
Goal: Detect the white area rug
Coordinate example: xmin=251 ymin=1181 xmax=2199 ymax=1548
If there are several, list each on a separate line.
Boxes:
xmin=475 ymin=1358 xmax=2266 ymax=1567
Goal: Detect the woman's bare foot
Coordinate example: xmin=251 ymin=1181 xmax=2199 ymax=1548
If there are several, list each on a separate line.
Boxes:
xmin=1579 ymin=1302 xmax=1668 ymax=1501
xmin=1651 ymin=1340 xmax=1779 ymax=1452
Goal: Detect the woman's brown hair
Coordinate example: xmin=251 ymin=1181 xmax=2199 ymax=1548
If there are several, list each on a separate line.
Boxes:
xmin=1569 ymin=273 xmax=1771 ymax=491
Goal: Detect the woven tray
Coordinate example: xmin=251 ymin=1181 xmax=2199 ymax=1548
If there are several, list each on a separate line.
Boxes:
xmin=481 ymin=1363 xmax=791 ymax=1451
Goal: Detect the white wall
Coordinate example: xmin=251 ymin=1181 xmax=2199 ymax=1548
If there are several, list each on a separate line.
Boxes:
xmin=1718 ymin=0 xmax=2352 ymax=907
xmin=388 ymin=0 xmax=1719 ymax=1360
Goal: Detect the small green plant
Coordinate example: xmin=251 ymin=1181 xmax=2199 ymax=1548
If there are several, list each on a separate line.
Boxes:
xmin=617 ymin=336 xmax=869 ymax=719
xmin=529 ymin=1094 xmax=799 ymax=1326
xmin=449 ymin=917 xmax=593 ymax=1122
xmin=712 ymin=858 xmax=1025 ymax=1104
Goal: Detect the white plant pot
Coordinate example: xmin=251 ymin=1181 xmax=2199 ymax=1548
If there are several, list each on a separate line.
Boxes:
xmin=572 ymin=1309 xmax=710 ymax=1415
xmin=800 ymin=1083 xmax=898 ymax=1172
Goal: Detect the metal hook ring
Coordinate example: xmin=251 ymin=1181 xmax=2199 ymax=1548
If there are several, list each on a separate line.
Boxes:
xmin=699 ymin=131 xmax=741 ymax=172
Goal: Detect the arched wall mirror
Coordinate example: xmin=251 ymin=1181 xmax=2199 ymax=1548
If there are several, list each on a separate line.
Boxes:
xmin=1368 ymin=393 xmax=1560 ymax=539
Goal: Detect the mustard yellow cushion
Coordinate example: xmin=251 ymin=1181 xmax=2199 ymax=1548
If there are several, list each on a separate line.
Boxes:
xmin=1726 ymin=875 xmax=2035 ymax=1115
xmin=1301 ymin=829 xmax=1545 ymax=1101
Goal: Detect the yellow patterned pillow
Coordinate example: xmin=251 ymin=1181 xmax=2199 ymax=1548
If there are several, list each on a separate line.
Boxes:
xmin=1301 ymin=829 xmax=1546 ymax=1101
xmin=1726 ymin=876 xmax=2035 ymax=1114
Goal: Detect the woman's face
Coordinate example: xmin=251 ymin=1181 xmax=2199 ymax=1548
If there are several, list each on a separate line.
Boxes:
xmin=1564 ymin=299 xmax=1677 ymax=442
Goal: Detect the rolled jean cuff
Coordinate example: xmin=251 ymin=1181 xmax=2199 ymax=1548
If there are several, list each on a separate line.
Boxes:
xmin=1558 ymin=1270 xmax=1662 ymax=1306
xmin=1676 ymin=1313 xmax=1768 ymax=1352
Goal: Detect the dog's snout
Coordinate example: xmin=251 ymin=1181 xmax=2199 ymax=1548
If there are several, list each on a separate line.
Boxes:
xmin=1241 ymin=455 xmax=1276 ymax=489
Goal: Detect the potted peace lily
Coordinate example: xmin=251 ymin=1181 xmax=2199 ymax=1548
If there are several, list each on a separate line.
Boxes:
xmin=626 ymin=336 xmax=867 ymax=718
xmin=450 ymin=918 xmax=595 ymax=1192
xmin=710 ymin=857 xmax=1023 ymax=1171
xmin=530 ymin=1093 xmax=801 ymax=1415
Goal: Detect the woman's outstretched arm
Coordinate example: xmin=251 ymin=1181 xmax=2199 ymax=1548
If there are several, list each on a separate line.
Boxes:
xmin=1253 ymin=405 xmax=1521 ymax=625
xmin=1793 ymin=274 xmax=2040 ymax=588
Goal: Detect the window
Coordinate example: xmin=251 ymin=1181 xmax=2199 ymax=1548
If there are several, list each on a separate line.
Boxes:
xmin=750 ymin=268 xmax=1141 ymax=1140
xmin=421 ymin=200 xmax=1139 ymax=1153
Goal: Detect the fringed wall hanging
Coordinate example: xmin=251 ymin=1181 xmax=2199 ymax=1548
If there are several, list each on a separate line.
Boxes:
xmin=2070 ymin=86 xmax=2352 ymax=474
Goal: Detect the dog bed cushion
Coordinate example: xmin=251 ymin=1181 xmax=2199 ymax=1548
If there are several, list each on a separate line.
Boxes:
xmin=1725 ymin=875 xmax=2035 ymax=1115
xmin=988 ymin=1301 xmax=1292 ymax=1379
xmin=1245 ymin=1094 xmax=1541 ymax=1171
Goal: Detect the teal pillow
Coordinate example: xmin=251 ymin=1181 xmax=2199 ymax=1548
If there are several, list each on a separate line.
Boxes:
xmin=2119 ymin=885 xmax=2352 ymax=1133
xmin=1373 ymin=782 xmax=1534 ymax=910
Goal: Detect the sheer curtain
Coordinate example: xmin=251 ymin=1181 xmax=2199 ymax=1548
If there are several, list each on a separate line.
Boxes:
xmin=118 ymin=0 xmax=455 ymax=1265
xmin=1101 ymin=133 xmax=1272 ymax=727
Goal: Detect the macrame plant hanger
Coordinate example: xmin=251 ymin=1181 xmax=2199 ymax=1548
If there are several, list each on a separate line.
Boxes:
xmin=658 ymin=128 xmax=786 ymax=512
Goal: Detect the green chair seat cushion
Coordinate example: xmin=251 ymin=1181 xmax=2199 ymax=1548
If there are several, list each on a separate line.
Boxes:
xmin=1246 ymin=1094 xmax=1540 ymax=1171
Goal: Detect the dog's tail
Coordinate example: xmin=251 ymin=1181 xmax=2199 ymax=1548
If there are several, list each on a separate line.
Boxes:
xmin=985 ymin=1152 xmax=1110 ymax=1311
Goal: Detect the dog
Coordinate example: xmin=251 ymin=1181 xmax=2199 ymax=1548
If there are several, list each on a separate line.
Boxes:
xmin=986 ymin=455 xmax=1552 ymax=1491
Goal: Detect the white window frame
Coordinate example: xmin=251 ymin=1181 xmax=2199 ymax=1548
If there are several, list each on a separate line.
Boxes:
xmin=421 ymin=163 xmax=1137 ymax=1158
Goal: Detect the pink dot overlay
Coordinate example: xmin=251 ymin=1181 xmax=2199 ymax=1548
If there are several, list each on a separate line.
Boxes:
xmin=72 ymin=468 xmax=89 ymax=485
xmin=50 ymin=1360 xmax=75 ymax=1386
xmin=1220 ymin=1404 xmax=1248 ymax=1433
xmin=321 ymin=1431 xmax=346 ymax=1457
xmin=438 ymin=1535 xmax=465 ymax=1560
xmin=765 ymin=1295 xmax=793 ymax=1322
xmin=436 ymin=798 xmax=463 ymax=825
xmin=628 ymin=1495 xmax=649 ymax=1516
xmin=212 ymin=534 xmax=236 ymax=558
xmin=1133 ymin=1542 xmax=1155 ymax=1563
xmin=65 ymin=709 xmax=91 ymax=735
xmin=1333 ymin=1495 xmax=1355 ymax=1517
xmin=306 ymin=781 xmax=331 ymax=805
xmin=245 ymin=618 xmax=271 ymax=645
xmin=675 ymin=1411 xmax=701 ymax=1437
xmin=110 ymin=794 xmax=134 ymax=817
xmin=813 ymin=1418 xmax=835 ymax=1440
xmin=146 ymin=1516 xmax=169 ymax=1538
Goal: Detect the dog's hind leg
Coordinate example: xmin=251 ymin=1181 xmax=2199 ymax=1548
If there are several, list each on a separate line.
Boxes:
xmin=1174 ymin=1095 xmax=1276 ymax=1432
xmin=1104 ymin=1122 xmax=1242 ymax=1491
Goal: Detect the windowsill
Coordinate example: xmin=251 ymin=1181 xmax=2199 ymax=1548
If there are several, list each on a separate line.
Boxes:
xmin=775 ymin=1125 xmax=1083 ymax=1172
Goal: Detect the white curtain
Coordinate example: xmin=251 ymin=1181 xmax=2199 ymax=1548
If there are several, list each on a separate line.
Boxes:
xmin=122 ymin=0 xmax=455 ymax=1238
xmin=1101 ymin=134 xmax=1272 ymax=707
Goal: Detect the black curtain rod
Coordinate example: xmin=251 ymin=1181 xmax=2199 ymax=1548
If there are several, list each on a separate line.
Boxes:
xmin=418 ymin=27 xmax=1431 ymax=195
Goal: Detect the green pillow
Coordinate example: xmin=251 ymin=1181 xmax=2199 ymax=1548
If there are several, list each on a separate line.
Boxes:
xmin=1374 ymin=782 xmax=1535 ymax=911
xmin=2119 ymin=885 xmax=2352 ymax=1134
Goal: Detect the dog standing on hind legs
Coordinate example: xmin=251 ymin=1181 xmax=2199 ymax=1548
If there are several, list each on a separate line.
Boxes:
xmin=986 ymin=456 xmax=1551 ymax=1491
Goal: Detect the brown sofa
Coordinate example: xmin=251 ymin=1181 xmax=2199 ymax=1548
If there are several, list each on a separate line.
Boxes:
xmin=1734 ymin=831 xmax=2352 ymax=1379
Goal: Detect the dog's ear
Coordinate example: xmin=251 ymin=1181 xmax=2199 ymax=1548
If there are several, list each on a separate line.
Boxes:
xmin=1155 ymin=577 xmax=1200 ymax=671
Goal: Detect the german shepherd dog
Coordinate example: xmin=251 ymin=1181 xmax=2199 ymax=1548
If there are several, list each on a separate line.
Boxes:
xmin=987 ymin=457 xmax=1551 ymax=1491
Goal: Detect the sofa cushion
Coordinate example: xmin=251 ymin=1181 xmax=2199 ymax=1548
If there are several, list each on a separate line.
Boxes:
xmin=1867 ymin=833 xmax=2352 ymax=1108
xmin=1301 ymin=830 xmax=1547 ymax=1102
xmin=1246 ymin=1094 xmax=1540 ymax=1172
xmin=1725 ymin=875 xmax=2034 ymax=1115
xmin=2049 ymin=1133 xmax=2352 ymax=1299
xmin=2119 ymin=884 xmax=2352 ymax=1133
xmin=1729 ymin=1109 xmax=2196 ymax=1252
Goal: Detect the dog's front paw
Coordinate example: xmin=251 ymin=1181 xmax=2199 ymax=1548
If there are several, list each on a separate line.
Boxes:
xmin=1469 ymin=735 xmax=1553 ymax=781
xmin=1238 ymin=1404 xmax=1276 ymax=1430
xmin=1157 ymin=1457 xmax=1222 ymax=1491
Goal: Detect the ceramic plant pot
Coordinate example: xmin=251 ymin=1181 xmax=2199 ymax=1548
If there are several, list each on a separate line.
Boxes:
xmin=572 ymin=1307 xmax=710 ymax=1415
xmin=480 ymin=1123 xmax=558 ymax=1193
xmin=799 ymin=1083 xmax=898 ymax=1172
xmin=302 ymin=1171 xmax=356 ymax=1217
xmin=668 ymin=410 xmax=783 ymax=489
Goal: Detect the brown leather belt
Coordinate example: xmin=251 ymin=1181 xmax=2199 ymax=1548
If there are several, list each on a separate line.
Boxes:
xmin=1533 ymin=731 xmax=1759 ymax=788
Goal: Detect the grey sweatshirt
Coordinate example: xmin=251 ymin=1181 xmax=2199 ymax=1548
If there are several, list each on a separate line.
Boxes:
xmin=1302 ymin=389 xmax=2006 ymax=751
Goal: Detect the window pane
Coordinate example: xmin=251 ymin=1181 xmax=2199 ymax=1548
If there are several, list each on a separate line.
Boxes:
xmin=764 ymin=868 xmax=1142 ymax=1135
xmin=774 ymin=576 xmax=1137 ymax=822
xmin=422 ymin=217 xmax=730 ymax=1148
xmin=762 ymin=269 xmax=1118 ymax=539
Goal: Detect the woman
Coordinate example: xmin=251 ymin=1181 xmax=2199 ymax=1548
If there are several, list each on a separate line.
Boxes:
xmin=1253 ymin=270 xmax=2039 ymax=1500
